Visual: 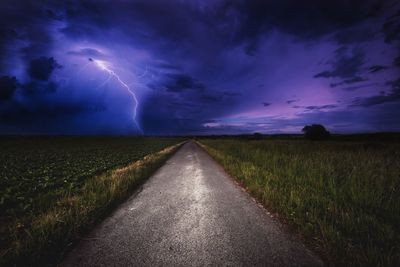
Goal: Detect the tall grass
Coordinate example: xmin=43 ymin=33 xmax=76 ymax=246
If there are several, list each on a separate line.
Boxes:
xmin=1 ymin=143 xmax=182 ymax=267
xmin=200 ymin=139 xmax=400 ymax=266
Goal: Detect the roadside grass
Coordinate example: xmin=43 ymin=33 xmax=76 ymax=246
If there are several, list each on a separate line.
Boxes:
xmin=0 ymin=139 xmax=183 ymax=267
xmin=199 ymin=139 xmax=400 ymax=266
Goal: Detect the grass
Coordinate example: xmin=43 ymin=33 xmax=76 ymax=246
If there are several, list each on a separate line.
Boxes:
xmin=199 ymin=139 xmax=400 ymax=266
xmin=0 ymin=137 xmax=183 ymax=266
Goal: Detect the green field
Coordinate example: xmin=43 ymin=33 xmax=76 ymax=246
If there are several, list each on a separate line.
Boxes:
xmin=200 ymin=139 xmax=400 ymax=266
xmin=0 ymin=136 xmax=182 ymax=266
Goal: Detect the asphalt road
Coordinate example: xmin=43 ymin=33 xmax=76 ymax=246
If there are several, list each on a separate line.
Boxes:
xmin=61 ymin=141 xmax=323 ymax=266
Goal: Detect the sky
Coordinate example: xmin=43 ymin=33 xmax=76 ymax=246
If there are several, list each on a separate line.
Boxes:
xmin=0 ymin=0 xmax=399 ymax=135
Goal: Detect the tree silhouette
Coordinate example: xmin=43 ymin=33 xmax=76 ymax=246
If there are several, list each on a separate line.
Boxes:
xmin=302 ymin=124 xmax=331 ymax=140
xmin=253 ymin=132 xmax=263 ymax=140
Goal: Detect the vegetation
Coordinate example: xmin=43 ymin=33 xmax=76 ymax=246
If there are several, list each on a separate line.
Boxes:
xmin=302 ymin=124 xmax=331 ymax=140
xmin=0 ymin=137 xmax=183 ymax=266
xmin=199 ymin=139 xmax=400 ymax=266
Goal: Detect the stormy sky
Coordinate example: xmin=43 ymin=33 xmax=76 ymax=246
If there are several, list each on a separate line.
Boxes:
xmin=0 ymin=0 xmax=399 ymax=135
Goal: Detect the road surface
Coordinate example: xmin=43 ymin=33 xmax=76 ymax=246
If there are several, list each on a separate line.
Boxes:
xmin=62 ymin=141 xmax=323 ymax=266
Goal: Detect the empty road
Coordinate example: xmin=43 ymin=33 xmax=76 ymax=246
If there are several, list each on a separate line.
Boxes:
xmin=62 ymin=141 xmax=323 ymax=266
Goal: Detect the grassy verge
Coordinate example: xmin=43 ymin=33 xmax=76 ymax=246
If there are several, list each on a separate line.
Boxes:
xmin=199 ymin=139 xmax=400 ymax=266
xmin=1 ymin=142 xmax=183 ymax=267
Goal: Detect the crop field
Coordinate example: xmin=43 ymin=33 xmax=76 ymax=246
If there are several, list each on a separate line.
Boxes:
xmin=0 ymin=137 xmax=180 ymax=216
xmin=200 ymin=139 xmax=400 ymax=266
xmin=0 ymin=136 xmax=182 ymax=266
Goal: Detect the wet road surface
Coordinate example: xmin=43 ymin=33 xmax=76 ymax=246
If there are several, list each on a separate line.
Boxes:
xmin=62 ymin=141 xmax=323 ymax=266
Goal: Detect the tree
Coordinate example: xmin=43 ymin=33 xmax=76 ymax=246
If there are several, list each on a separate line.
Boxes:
xmin=253 ymin=132 xmax=263 ymax=140
xmin=302 ymin=124 xmax=331 ymax=140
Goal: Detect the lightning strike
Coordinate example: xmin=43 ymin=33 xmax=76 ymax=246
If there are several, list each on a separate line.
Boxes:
xmin=92 ymin=59 xmax=143 ymax=134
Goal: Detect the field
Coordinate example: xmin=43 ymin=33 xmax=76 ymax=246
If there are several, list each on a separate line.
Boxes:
xmin=0 ymin=136 xmax=183 ymax=266
xmin=200 ymin=139 xmax=400 ymax=266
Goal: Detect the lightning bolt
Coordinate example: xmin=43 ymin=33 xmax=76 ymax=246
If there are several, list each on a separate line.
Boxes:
xmin=92 ymin=59 xmax=143 ymax=134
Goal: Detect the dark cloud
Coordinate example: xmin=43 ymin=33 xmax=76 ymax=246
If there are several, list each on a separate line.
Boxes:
xmin=164 ymin=74 xmax=205 ymax=92
xmin=381 ymin=9 xmax=400 ymax=73
xmin=140 ymin=93 xmax=207 ymax=135
xmin=262 ymin=102 xmax=271 ymax=107
xmin=386 ymin=79 xmax=400 ymax=89
xmin=0 ymin=98 xmax=106 ymax=124
xmin=242 ymin=0 xmax=377 ymax=38
xmin=0 ymin=28 xmax=18 ymax=68
xmin=341 ymin=83 xmax=379 ymax=91
xmin=333 ymin=27 xmax=375 ymax=44
xmin=18 ymin=31 xmax=53 ymax=65
xmin=59 ymin=0 xmax=209 ymax=55
xmin=21 ymin=81 xmax=58 ymax=95
xmin=330 ymin=76 xmax=367 ymax=88
xmin=351 ymin=78 xmax=400 ymax=107
xmin=226 ymin=0 xmax=381 ymax=54
xmin=0 ymin=101 xmax=105 ymax=123
xmin=55 ymin=0 xmax=381 ymax=57
xmin=0 ymin=94 xmax=108 ymax=134
xmin=286 ymin=99 xmax=298 ymax=104
xmin=351 ymin=93 xmax=399 ymax=107
xmin=314 ymin=47 xmax=365 ymax=79
xmin=394 ymin=55 xmax=400 ymax=67
xmin=382 ymin=9 xmax=400 ymax=43
xmin=244 ymin=42 xmax=258 ymax=56
xmin=0 ymin=76 xmax=17 ymax=100
xmin=0 ymin=1 xmax=56 ymax=72
xmin=140 ymin=82 xmax=239 ymax=134
xmin=305 ymin=105 xmax=337 ymax=110
xmin=293 ymin=104 xmax=337 ymax=111
xmin=44 ymin=8 xmax=64 ymax=21
xmin=28 ymin=57 xmax=61 ymax=81
xmin=368 ymin=65 xmax=389 ymax=73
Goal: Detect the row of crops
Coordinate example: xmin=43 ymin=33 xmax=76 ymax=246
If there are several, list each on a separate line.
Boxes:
xmin=0 ymin=136 xmax=182 ymax=217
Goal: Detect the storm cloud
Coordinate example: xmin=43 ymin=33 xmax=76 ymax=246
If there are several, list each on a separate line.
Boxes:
xmin=351 ymin=78 xmax=400 ymax=107
xmin=0 ymin=0 xmax=399 ymax=134
xmin=314 ymin=47 xmax=365 ymax=79
xmin=28 ymin=57 xmax=60 ymax=81
xmin=0 ymin=76 xmax=17 ymax=100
